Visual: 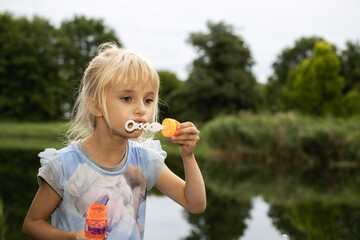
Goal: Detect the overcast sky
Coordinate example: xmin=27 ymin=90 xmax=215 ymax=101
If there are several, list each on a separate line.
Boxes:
xmin=1 ymin=0 xmax=359 ymax=83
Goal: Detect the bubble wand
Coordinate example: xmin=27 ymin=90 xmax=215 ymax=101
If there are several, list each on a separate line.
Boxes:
xmin=125 ymin=118 xmax=180 ymax=137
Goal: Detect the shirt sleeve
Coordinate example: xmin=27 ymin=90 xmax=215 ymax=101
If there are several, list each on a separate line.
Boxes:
xmin=141 ymin=139 xmax=167 ymax=190
xmin=37 ymin=148 xmax=64 ymax=197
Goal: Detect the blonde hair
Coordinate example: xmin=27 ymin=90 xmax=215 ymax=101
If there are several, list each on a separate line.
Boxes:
xmin=66 ymin=42 xmax=160 ymax=143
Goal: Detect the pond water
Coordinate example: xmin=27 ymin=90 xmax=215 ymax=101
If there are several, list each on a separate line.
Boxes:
xmin=1 ymin=148 xmax=360 ymax=239
xmin=242 ymin=197 xmax=285 ymax=240
xmin=145 ymin=195 xmax=191 ymax=239
xmin=146 ymin=195 xmax=286 ymax=240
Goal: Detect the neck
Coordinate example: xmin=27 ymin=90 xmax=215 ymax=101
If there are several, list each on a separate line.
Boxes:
xmin=82 ymin=118 xmax=128 ymax=167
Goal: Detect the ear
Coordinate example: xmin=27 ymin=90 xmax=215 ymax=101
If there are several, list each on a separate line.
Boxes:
xmin=92 ymin=104 xmax=103 ymax=117
xmin=88 ymin=98 xmax=103 ymax=117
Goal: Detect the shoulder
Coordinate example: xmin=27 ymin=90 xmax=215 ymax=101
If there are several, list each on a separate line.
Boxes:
xmin=128 ymin=139 xmax=167 ymax=161
xmin=37 ymin=143 xmax=79 ymax=195
xmin=141 ymin=139 xmax=167 ymax=159
xmin=38 ymin=142 xmax=78 ymax=167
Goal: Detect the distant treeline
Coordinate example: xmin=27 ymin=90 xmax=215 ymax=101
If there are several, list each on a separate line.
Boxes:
xmin=1 ymin=12 xmax=360 ymax=122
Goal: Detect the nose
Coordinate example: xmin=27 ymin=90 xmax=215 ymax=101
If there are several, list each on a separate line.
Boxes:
xmin=135 ymin=101 xmax=146 ymax=116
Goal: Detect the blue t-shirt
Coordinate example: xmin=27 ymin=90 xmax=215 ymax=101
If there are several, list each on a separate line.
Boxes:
xmin=37 ymin=139 xmax=166 ymax=240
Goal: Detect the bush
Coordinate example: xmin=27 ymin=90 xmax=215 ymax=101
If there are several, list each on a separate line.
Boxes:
xmin=202 ymin=112 xmax=360 ymax=165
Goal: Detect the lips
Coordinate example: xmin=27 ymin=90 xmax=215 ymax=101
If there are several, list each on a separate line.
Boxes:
xmin=135 ymin=119 xmax=146 ymax=124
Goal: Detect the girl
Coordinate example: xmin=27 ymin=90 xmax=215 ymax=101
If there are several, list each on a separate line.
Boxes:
xmin=22 ymin=42 xmax=206 ymax=240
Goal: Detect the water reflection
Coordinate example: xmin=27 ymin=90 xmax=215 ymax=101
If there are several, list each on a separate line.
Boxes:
xmin=146 ymin=195 xmax=191 ymax=239
xmin=269 ymin=200 xmax=360 ymax=240
xmin=1 ymin=149 xmax=360 ymax=239
xmin=242 ymin=197 xmax=284 ymax=240
xmin=182 ymin=187 xmax=251 ymax=240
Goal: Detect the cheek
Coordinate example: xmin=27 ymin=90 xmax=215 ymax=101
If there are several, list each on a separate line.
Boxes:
xmin=146 ymin=106 xmax=155 ymax=118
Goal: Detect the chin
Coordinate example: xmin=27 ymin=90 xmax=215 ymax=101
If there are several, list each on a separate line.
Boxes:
xmin=128 ymin=130 xmax=143 ymax=138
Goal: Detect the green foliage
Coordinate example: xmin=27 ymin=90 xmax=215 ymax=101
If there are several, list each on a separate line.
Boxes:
xmin=203 ymin=112 xmax=303 ymax=162
xmin=340 ymin=90 xmax=360 ymax=117
xmin=280 ymin=41 xmax=344 ymax=116
xmin=169 ymin=21 xmax=259 ymax=122
xmin=0 ymin=13 xmax=67 ymax=121
xmin=157 ymin=70 xmax=183 ymax=120
xmin=340 ymin=40 xmax=360 ymax=93
xmin=58 ymin=15 xmax=121 ymax=96
xmin=266 ymin=38 xmax=360 ymax=116
xmin=0 ymin=13 xmax=121 ymax=121
xmin=265 ymin=37 xmax=324 ymax=111
xmin=202 ymin=112 xmax=360 ymax=166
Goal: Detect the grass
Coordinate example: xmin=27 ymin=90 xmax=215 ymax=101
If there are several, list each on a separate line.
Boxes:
xmin=0 ymin=121 xmax=67 ymax=150
xmin=0 ymin=137 xmax=64 ymax=150
xmin=0 ymin=121 xmax=67 ymax=138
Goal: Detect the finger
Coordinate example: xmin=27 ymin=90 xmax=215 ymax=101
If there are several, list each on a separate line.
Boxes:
xmin=172 ymin=133 xmax=200 ymax=141
xmin=179 ymin=122 xmax=195 ymax=128
xmin=171 ymin=135 xmax=200 ymax=144
xmin=171 ymin=139 xmax=198 ymax=146
xmin=176 ymin=126 xmax=200 ymax=136
xmin=178 ymin=122 xmax=198 ymax=130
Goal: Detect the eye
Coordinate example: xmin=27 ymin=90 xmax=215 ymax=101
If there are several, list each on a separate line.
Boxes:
xmin=121 ymin=97 xmax=131 ymax=102
xmin=145 ymin=98 xmax=154 ymax=104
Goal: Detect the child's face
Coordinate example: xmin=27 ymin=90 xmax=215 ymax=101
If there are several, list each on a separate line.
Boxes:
xmin=105 ymin=82 xmax=157 ymax=139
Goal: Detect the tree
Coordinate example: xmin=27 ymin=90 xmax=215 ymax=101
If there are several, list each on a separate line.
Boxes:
xmin=265 ymin=37 xmax=324 ymax=111
xmin=157 ymin=70 xmax=183 ymax=120
xmin=340 ymin=90 xmax=360 ymax=116
xmin=170 ymin=21 xmax=259 ymax=122
xmin=58 ymin=15 xmax=121 ymax=110
xmin=340 ymin=40 xmax=360 ymax=93
xmin=0 ymin=13 xmax=122 ymax=121
xmin=0 ymin=13 xmax=66 ymax=121
xmin=280 ymin=41 xmax=344 ymax=116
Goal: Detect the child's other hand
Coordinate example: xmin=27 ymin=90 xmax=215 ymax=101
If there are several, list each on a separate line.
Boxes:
xmin=170 ymin=122 xmax=200 ymax=157
xmin=74 ymin=229 xmax=107 ymax=240
xmin=73 ymin=229 xmax=87 ymax=240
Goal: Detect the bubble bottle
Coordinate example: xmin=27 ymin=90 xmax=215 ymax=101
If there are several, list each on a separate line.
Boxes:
xmin=84 ymin=203 xmax=107 ymax=239
xmin=125 ymin=118 xmax=180 ymax=137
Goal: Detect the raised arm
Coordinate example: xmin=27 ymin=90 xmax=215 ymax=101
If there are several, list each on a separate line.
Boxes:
xmin=155 ymin=122 xmax=206 ymax=213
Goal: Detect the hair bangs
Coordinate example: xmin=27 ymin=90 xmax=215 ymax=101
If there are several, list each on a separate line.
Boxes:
xmin=110 ymin=51 xmax=159 ymax=92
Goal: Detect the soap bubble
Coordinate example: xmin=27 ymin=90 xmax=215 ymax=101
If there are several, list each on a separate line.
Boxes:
xmin=281 ymin=234 xmax=288 ymax=239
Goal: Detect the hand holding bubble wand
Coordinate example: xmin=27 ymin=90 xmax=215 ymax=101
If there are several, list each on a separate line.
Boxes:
xmin=125 ymin=118 xmax=180 ymax=137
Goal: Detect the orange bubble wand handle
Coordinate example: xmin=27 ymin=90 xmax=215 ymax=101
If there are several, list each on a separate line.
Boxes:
xmin=161 ymin=118 xmax=180 ymax=137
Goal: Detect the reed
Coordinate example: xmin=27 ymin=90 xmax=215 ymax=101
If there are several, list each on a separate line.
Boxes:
xmin=202 ymin=112 xmax=360 ymax=165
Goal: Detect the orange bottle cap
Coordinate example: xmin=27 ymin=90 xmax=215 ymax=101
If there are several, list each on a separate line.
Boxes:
xmin=87 ymin=203 xmax=107 ymax=220
xmin=161 ymin=118 xmax=180 ymax=137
